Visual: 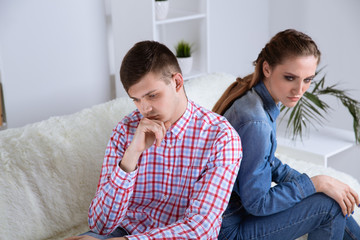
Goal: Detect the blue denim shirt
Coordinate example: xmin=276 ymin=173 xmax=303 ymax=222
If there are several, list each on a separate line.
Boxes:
xmin=223 ymin=81 xmax=316 ymax=217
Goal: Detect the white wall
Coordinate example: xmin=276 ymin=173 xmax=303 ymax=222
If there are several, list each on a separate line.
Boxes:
xmin=208 ymin=0 xmax=270 ymax=77
xmin=0 ymin=0 xmax=111 ymax=128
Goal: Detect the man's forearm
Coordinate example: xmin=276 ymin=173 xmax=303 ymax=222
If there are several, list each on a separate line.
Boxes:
xmin=119 ymin=146 xmax=141 ymax=172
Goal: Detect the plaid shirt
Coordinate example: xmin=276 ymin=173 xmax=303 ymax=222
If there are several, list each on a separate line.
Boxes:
xmin=88 ymin=100 xmax=242 ymax=239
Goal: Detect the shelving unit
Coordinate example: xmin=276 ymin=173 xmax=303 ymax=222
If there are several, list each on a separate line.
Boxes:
xmin=108 ymin=0 xmax=209 ymax=97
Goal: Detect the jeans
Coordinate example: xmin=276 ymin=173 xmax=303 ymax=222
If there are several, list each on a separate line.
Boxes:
xmin=345 ymin=216 xmax=360 ymax=240
xmin=80 ymin=226 xmax=129 ymax=239
xmin=218 ymin=193 xmax=360 ymax=240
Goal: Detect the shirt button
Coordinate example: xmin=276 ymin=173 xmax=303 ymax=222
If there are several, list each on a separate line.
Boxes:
xmin=168 ymin=144 xmax=172 ymax=148
xmin=163 ymin=195 xmax=168 ymax=200
xmin=166 ymin=168 xmax=171 ymax=173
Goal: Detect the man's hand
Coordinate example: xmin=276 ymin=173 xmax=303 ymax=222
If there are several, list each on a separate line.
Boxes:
xmin=131 ymin=118 xmax=171 ymax=152
xmin=311 ymin=175 xmax=360 ymax=217
xmin=120 ymin=118 xmax=171 ymax=172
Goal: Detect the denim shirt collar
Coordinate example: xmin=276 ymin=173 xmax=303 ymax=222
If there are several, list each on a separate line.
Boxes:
xmin=253 ymin=81 xmax=280 ymax=122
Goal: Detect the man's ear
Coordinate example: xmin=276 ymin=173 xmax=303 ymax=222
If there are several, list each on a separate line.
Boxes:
xmin=262 ymin=61 xmax=272 ymax=78
xmin=173 ymin=73 xmax=184 ymax=91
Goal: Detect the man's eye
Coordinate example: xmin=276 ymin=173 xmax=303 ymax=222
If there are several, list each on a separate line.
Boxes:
xmin=148 ymin=94 xmax=157 ymax=99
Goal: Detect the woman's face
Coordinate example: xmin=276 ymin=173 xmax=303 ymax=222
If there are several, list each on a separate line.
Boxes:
xmin=262 ymin=55 xmax=318 ymax=108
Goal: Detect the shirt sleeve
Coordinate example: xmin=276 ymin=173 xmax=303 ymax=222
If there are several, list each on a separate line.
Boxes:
xmin=126 ymin=129 xmax=242 ymax=240
xmin=233 ymin=121 xmax=316 ymax=216
xmin=88 ymin=124 xmax=138 ymax=234
xmin=271 ymin=155 xmax=302 ymax=183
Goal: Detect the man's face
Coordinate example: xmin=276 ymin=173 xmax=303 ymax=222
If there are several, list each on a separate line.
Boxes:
xmin=128 ymin=71 xmax=184 ymax=125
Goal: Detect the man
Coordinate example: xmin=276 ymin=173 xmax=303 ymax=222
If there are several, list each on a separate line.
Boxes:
xmin=66 ymin=41 xmax=242 ymax=240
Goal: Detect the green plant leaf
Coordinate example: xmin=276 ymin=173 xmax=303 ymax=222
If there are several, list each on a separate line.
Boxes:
xmin=175 ymin=40 xmax=192 ymax=58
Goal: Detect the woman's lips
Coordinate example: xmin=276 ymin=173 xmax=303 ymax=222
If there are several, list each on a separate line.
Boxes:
xmin=288 ymin=96 xmax=300 ymax=102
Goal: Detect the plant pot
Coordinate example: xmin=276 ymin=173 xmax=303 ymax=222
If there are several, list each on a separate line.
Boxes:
xmin=155 ymin=1 xmax=169 ymax=20
xmin=177 ymin=56 xmax=193 ymax=75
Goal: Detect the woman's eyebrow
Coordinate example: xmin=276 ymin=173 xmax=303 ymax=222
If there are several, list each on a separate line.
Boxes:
xmin=306 ymin=74 xmax=316 ymax=79
xmin=284 ymin=72 xmax=315 ymax=79
xmin=284 ymin=72 xmax=299 ymax=78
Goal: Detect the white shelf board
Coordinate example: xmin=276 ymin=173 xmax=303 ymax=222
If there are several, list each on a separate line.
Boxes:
xmin=156 ymin=9 xmax=206 ymax=25
xmin=276 ymin=125 xmax=356 ymax=167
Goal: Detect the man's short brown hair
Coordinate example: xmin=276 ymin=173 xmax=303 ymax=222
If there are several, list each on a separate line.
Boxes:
xmin=120 ymin=41 xmax=181 ymax=92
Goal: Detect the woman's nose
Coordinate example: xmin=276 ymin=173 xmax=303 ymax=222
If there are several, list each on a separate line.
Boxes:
xmin=293 ymin=81 xmax=304 ymax=95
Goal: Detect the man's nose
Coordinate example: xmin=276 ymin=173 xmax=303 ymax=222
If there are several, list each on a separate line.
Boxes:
xmin=141 ymin=101 xmax=152 ymax=113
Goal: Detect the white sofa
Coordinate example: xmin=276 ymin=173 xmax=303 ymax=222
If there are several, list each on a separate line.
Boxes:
xmin=1 ymin=73 xmax=359 ymax=240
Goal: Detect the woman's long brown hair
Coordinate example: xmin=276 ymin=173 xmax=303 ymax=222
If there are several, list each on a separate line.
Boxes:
xmin=212 ymin=29 xmax=321 ymax=116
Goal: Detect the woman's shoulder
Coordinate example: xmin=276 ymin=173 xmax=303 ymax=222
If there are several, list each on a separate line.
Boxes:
xmin=223 ymin=89 xmax=269 ymax=128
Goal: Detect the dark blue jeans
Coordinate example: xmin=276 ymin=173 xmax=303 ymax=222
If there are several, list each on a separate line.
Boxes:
xmin=218 ymin=193 xmax=360 ymax=240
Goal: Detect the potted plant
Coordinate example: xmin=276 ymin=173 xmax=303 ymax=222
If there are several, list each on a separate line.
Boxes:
xmin=175 ymin=40 xmax=193 ymax=75
xmin=279 ymin=67 xmax=360 ymax=143
xmin=155 ymin=0 xmax=169 ymax=20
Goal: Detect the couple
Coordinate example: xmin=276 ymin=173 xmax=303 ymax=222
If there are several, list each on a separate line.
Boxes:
xmin=66 ymin=29 xmax=360 ymax=240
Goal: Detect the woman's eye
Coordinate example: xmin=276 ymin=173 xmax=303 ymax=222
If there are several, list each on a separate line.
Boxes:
xmin=285 ymin=76 xmax=294 ymax=81
xmin=304 ymin=78 xmax=313 ymax=83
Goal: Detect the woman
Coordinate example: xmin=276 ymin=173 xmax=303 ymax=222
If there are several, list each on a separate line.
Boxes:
xmin=213 ymin=29 xmax=360 ymax=240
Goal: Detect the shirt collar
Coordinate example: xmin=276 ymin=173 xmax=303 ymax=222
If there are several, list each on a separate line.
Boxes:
xmin=254 ymin=81 xmax=280 ymax=122
xmin=167 ymin=100 xmax=193 ymax=139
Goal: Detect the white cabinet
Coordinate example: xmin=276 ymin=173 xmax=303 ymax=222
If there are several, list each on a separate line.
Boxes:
xmin=276 ymin=125 xmax=356 ymax=167
xmin=108 ymin=0 xmax=209 ymax=97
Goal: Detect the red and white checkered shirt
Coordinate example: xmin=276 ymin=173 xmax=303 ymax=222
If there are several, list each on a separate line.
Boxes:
xmin=88 ymin=100 xmax=242 ymax=239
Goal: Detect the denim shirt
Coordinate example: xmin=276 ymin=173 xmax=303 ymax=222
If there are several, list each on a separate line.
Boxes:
xmin=223 ymin=81 xmax=316 ymax=218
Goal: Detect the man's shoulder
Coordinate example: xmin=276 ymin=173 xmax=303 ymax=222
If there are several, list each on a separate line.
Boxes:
xmin=190 ymin=101 xmax=239 ymax=136
xmin=191 ymin=101 xmax=225 ymax=122
xmin=114 ymin=109 xmax=141 ymax=131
